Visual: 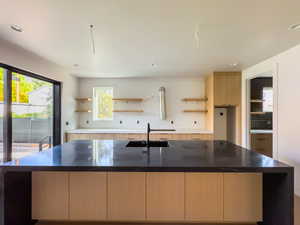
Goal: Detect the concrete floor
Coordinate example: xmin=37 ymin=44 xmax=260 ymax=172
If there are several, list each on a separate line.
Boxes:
xmin=37 ymin=195 xmax=300 ymax=225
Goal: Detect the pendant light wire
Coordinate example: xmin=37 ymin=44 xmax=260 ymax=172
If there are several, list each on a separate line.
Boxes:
xmin=90 ymin=24 xmax=96 ymax=55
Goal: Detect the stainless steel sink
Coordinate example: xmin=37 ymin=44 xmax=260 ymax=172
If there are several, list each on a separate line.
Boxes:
xmin=126 ymin=141 xmax=169 ymax=148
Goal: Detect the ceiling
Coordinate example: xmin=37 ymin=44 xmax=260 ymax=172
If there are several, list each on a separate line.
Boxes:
xmin=1 ymin=0 xmax=300 ymax=78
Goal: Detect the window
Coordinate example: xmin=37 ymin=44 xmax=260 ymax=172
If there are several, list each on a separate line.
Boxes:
xmin=93 ymin=87 xmax=113 ymax=120
xmin=262 ymin=87 xmax=273 ymax=112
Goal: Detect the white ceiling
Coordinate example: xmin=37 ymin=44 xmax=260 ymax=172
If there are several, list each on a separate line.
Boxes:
xmin=1 ymin=0 xmax=300 ymax=78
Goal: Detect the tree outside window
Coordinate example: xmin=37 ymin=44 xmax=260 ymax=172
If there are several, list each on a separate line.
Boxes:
xmin=93 ymin=87 xmax=113 ymax=120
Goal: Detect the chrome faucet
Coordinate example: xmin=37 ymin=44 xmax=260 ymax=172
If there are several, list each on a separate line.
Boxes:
xmin=146 ymin=123 xmax=175 ymax=147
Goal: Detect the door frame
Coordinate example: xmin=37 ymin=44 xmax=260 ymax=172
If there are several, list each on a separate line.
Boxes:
xmin=243 ymin=64 xmax=278 ymax=159
xmin=0 ymin=63 xmax=62 ymax=162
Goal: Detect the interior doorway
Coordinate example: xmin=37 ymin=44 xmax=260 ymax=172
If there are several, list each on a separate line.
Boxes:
xmin=245 ymin=71 xmax=277 ymax=159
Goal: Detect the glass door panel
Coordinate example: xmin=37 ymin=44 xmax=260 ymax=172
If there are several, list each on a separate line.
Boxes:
xmin=11 ymin=72 xmax=53 ymax=160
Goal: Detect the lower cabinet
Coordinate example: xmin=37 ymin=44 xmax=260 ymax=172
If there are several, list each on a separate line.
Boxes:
xmin=224 ymin=173 xmax=262 ymax=222
xmin=185 ymin=173 xmax=223 ymax=221
xmin=32 ymin=172 xmax=262 ymax=223
xmin=69 ymin=172 xmax=107 ymax=221
xmin=108 ymin=172 xmax=146 ymax=220
xmin=251 ymin=133 xmax=273 ymax=157
xmin=32 ymin=172 xmax=69 ymax=220
xmin=146 ymin=172 xmax=185 ymax=221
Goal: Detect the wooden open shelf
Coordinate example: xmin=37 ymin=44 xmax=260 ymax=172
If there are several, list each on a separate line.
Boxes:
xmin=75 ymin=110 xmax=92 ymax=113
xmin=182 ymin=97 xmax=208 ymax=102
xmin=112 ymin=98 xmax=143 ymax=102
xmin=75 ymin=98 xmax=92 ymax=102
xmin=113 ymin=110 xmax=144 ymax=113
xmin=183 ymin=110 xmax=208 ymax=113
xmin=250 ymin=99 xmax=264 ymax=103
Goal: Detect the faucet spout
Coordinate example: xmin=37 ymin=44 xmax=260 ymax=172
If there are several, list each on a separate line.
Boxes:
xmin=146 ymin=123 xmax=176 ymax=148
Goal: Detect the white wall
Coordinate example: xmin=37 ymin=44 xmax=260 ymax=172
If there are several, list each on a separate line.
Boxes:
xmin=0 ymin=39 xmax=78 ymax=141
xmin=242 ymin=43 xmax=300 ymax=196
xmin=78 ymin=77 xmax=207 ymax=130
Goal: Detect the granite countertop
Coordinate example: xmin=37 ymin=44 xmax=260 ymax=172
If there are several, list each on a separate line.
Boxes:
xmin=250 ymin=129 xmax=273 ymax=134
xmin=67 ymin=129 xmax=214 ymax=134
xmin=0 ymin=140 xmax=291 ymax=173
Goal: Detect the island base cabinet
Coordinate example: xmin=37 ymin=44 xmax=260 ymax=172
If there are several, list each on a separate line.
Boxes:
xmin=32 ymin=172 xmax=69 ymax=220
xmin=146 ymin=172 xmax=185 ymax=221
xmin=224 ymin=173 xmax=263 ymax=222
xmin=108 ymin=172 xmax=146 ymax=220
xmin=31 ymin=172 xmax=263 ymax=223
xmin=69 ymin=172 xmax=107 ymax=221
xmin=185 ymin=173 xmax=223 ymax=221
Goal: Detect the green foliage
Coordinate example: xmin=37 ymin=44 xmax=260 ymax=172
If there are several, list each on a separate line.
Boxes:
xmin=0 ymin=68 xmax=51 ymax=103
xmin=98 ymin=92 xmax=113 ymax=119
xmin=0 ymin=68 xmax=53 ymax=119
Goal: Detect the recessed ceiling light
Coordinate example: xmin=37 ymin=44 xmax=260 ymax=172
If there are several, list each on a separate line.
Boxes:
xmin=289 ymin=23 xmax=300 ymax=30
xmin=229 ymin=63 xmax=238 ymax=67
xmin=10 ymin=25 xmax=23 ymax=32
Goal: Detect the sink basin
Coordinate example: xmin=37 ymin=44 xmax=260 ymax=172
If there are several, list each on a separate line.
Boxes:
xmin=126 ymin=141 xmax=169 ymax=148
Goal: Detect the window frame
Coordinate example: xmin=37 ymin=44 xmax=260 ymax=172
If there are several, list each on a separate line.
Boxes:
xmin=0 ymin=63 xmax=61 ymax=162
xmin=93 ymin=86 xmax=114 ymax=121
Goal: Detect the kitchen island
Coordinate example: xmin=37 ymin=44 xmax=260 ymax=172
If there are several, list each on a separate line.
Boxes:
xmin=0 ymin=140 xmax=294 ymax=225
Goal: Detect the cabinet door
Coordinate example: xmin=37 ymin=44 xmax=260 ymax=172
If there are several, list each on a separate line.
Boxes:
xmin=224 ymin=173 xmax=262 ymax=222
xmin=251 ymin=134 xmax=273 ymax=157
xmin=146 ymin=172 xmax=184 ymax=221
xmin=32 ymin=172 xmax=69 ymax=220
xmin=108 ymin=172 xmax=146 ymax=220
xmin=214 ymin=74 xmax=228 ymax=106
xmin=214 ymin=72 xmax=241 ymax=106
xmin=185 ymin=173 xmax=223 ymax=221
xmin=69 ymin=172 xmax=107 ymax=221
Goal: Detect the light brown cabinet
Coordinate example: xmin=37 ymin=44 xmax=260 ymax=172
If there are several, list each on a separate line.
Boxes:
xmin=146 ymin=172 xmax=185 ymax=221
xmin=32 ymin=172 xmax=262 ymax=223
xmin=224 ymin=173 xmax=262 ymax=222
xmin=214 ymin=72 xmax=241 ymax=106
xmin=251 ymin=133 xmax=272 ymax=157
xmin=108 ymin=172 xmax=146 ymax=220
xmin=66 ymin=133 xmax=213 ymax=142
xmin=32 ymin=172 xmax=69 ymax=220
xmin=69 ymin=172 xmax=107 ymax=221
xmin=185 ymin=173 xmax=223 ymax=221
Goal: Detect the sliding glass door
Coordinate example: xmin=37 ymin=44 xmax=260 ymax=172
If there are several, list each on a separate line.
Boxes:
xmin=11 ymin=72 xmax=54 ymax=160
xmin=0 ymin=64 xmax=61 ymax=162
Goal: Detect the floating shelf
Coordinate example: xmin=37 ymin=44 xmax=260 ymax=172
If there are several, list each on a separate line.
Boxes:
xmin=113 ymin=110 xmax=144 ymax=113
xmin=250 ymin=99 xmax=264 ymax=103
xmin=75 ymin=97 xmax=92 ymax=102
xmin=112 ymin=98 xmax=143 ymax=102
xmin=182 ymin=97 xmax=208 ymax=102
xmin=183 ymin=110 xmax=208 ymax=113
xmin=250 ymin=112 xmax=266 ymax=115
xmin=75 ymin=110 xmax=92 ymax=113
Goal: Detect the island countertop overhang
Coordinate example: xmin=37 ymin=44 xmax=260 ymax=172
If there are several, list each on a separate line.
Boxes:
xmin=0 ymin=140 xmax=292 ymax=173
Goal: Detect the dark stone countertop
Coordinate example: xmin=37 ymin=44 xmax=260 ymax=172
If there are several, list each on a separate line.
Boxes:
xmin=0 ymin=140 xmax=292 ymax=173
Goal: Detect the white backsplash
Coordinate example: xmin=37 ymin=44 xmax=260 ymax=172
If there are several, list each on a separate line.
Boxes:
xmin=78 ymin=77 xmax=207 ymax=130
